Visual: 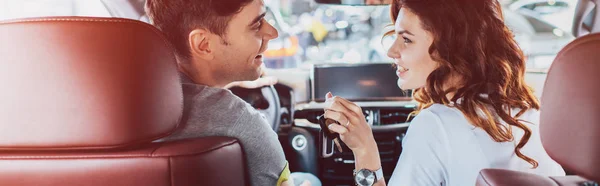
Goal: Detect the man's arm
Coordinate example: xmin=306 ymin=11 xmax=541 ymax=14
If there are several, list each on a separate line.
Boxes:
xmin=227 ymin=102 xmax=288 ymax=186
xmin=226 ymin=100 xmax=313 ymax=186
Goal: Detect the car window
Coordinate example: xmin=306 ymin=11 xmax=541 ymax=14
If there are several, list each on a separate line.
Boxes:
xmin=521 ymin=1 xmax=570 ymax=15
xmin=0 ymin=0 xmax=577 ymax=76
xmin=263 ymin=0 xmax=576 ymax=76
xmin=266 ymin=8 xmax=282 ymax=32
xmin=524 ymin=14 xmax=556 ymax=33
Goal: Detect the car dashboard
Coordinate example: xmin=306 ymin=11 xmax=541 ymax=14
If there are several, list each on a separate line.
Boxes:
xmin=270 ymin=63 xmax=416 ymax=185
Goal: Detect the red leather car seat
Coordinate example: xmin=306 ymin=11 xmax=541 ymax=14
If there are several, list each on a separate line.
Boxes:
xmin=476 ymin=33 xmax=600 ymax=186
xmin=0 ymin=17 xmax=246 ymax=186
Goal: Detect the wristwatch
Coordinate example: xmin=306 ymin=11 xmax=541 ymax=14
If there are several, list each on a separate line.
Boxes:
xmin=353 ymin=168 xmax=384 ymax=186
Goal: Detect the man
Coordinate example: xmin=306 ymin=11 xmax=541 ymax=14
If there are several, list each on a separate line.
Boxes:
xmin=146 ymin=0 xmax=309 ymax=185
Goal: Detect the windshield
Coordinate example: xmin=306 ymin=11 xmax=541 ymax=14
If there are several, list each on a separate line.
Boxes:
xmin=0 ymin=0 xmax=577 ymax=74
xmin=265 ymin=0 xmax=577 ymax=73
xmin=264 ymin=4 xmax=394 ymax=68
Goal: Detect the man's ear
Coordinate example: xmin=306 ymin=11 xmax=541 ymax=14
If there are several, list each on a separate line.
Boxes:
xmin=188 ymin=29 xmax=215 ymax=61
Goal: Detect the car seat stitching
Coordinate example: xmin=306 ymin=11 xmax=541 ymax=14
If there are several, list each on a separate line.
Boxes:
xmin=480 ymin=171 xmax=492 ymax=186
xmin=0 ymin=139 xmax=238 ymax=159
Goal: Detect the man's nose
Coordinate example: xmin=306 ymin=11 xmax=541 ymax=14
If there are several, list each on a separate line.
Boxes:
xmin=263 ymin=23 xmax=279 ymax=40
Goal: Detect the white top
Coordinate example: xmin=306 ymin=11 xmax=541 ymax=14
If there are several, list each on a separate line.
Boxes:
xmin=388 ymin=104 xmax=565 ymax=186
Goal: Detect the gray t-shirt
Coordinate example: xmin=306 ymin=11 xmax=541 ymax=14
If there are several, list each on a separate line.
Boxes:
xmin=161 ymin=75 xmax=287 ymax=186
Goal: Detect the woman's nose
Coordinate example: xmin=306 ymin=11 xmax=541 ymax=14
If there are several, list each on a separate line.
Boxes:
xmin=387 ymin=36 xmax=405 ymax=59
xmin=387 ymin=42 xmax=402 ymax=59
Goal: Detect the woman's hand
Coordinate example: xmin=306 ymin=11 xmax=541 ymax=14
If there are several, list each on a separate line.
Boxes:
xmin=323 ymin=92 xmax=382 ymax=171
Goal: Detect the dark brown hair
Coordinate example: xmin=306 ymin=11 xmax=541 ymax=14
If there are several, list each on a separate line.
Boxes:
xmin=145 ymin=0 xmax=253 ymax=61
xmin=389 ymin=0 xmax=541 ymax=168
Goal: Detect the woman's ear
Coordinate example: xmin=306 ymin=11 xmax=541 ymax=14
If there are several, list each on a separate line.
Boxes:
xmin=188 ymin=29 xmax=214 ymax=61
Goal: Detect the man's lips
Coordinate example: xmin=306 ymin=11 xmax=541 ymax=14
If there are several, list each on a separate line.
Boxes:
xmin=257 ymin=43 xmax=268 ymax=58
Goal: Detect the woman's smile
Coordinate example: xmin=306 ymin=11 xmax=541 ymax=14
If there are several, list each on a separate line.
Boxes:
xmin=396 ymin=65 xmax=409 ymax=78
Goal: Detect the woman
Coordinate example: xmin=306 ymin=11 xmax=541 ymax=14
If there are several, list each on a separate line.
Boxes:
xmin=323 ymin=0 xmax=566 ymax=185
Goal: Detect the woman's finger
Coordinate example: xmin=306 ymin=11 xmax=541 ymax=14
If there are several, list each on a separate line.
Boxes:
xmin=326 ymin=103 xmax=356 ymax=121
xmin=326 ymin=103 xmax=364 ymax=128
xmin=324 ymin=94 xmax=365 ymax=128
xmin=324 ymin=110 xmax=349 ymax=126
xmin=330 ymin=97 xmax=366 ymax=126
xmin=328 ymin=123 xmax=348 ymax=134
xmin=326 ymin=97 xmax=361 ymax=118
xmin=332 ymin=96 xmax=363 ymax=117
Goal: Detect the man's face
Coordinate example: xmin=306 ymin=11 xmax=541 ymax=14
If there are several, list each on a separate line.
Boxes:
xmin=212 ymin=0 xmax=278 ymax=84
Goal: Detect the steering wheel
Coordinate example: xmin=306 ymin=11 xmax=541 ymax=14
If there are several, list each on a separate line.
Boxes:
xmin=230 ymin=85 xmax=281 ymax=132
xmin=259 ymin=85 xmax=281 ymax=132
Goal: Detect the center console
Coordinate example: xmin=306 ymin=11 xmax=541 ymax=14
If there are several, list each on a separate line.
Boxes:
xmin=283 ymin=63 xmax=416 ymax=185
xmin=293 ymin=102 xmax=414 ymax=185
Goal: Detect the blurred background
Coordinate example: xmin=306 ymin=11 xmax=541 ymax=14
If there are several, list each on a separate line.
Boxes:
xmin=0 ymin=0 xmax=578 ymax=97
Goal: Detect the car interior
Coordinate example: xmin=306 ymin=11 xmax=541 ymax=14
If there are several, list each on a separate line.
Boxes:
xmin=0 ymin=16 xmax=246 ymax=185
xmin=0 ymin=0 xmax=598 ymax=185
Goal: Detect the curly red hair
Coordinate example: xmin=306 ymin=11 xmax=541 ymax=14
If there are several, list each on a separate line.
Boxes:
xmin=388 ymin=0 xmax=541 ymax=168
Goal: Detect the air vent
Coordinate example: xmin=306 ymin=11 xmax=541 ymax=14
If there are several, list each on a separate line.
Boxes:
xmin=379 ymin=108 xmax=413 ymax=125
xmin=294 ymin=110 xmax=324 ymax=124
xmin=296 ymin=108 xmax=415 ymax=125
xmin=295 ymin=109 xmax=374 ymax=125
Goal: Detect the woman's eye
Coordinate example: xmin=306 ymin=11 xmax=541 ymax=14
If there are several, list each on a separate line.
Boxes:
xmin=403 ymin=37 xmax=412 ymax=44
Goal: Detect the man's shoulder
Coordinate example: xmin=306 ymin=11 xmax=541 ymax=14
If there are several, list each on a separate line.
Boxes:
xmin=181 ymin=83 xmax=261 ymax=124
xmin=161 ymin=83 xmax=265 ymax=141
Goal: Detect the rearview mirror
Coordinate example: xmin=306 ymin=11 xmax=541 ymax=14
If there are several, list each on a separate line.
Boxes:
xmin=315 ymin=0 xmax=391 ymax=5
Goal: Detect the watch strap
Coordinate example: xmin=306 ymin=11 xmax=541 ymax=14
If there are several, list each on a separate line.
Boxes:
xmin=374 ymin=167 xmax=384 ymax=181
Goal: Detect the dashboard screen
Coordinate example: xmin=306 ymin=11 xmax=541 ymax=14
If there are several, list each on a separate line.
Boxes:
xmin=312 ymin=63 xmax=410 ymax=102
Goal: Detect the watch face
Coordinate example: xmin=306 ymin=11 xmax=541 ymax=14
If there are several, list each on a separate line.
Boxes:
xmin=355 ymin=169 xmax=376 ymax=186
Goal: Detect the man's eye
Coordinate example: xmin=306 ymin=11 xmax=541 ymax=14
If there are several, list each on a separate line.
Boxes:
xmin=403 ymin=37 xmax=412 ymax=44
xmin=253 ymin=20 xmax=264 ymax=30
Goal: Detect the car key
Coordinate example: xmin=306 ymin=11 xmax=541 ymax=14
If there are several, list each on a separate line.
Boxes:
xmin=318 ymin=114 xmax=343 ymax=153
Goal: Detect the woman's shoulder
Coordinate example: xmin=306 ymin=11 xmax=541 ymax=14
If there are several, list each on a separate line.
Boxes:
xmin=408 ymin=104 xmax=457 ymax=131
xmin=403 ymin=105 xmax=454 ymax=151
xmin=416 ymin=104 xmax=465 ymax=125
xmin=421 ymin=104 xmax=540 ymax=126
xmin=417 ymin=104 xmax=490 ymax=131
xmin=514 ymin=108 xmax=540 ymax=124
xmin=425 ymin=104 xmax=463 ymax=116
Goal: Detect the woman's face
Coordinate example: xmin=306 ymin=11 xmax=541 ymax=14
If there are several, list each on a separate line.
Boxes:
xmin=387 ymin=8 xmax=438 ymax=90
